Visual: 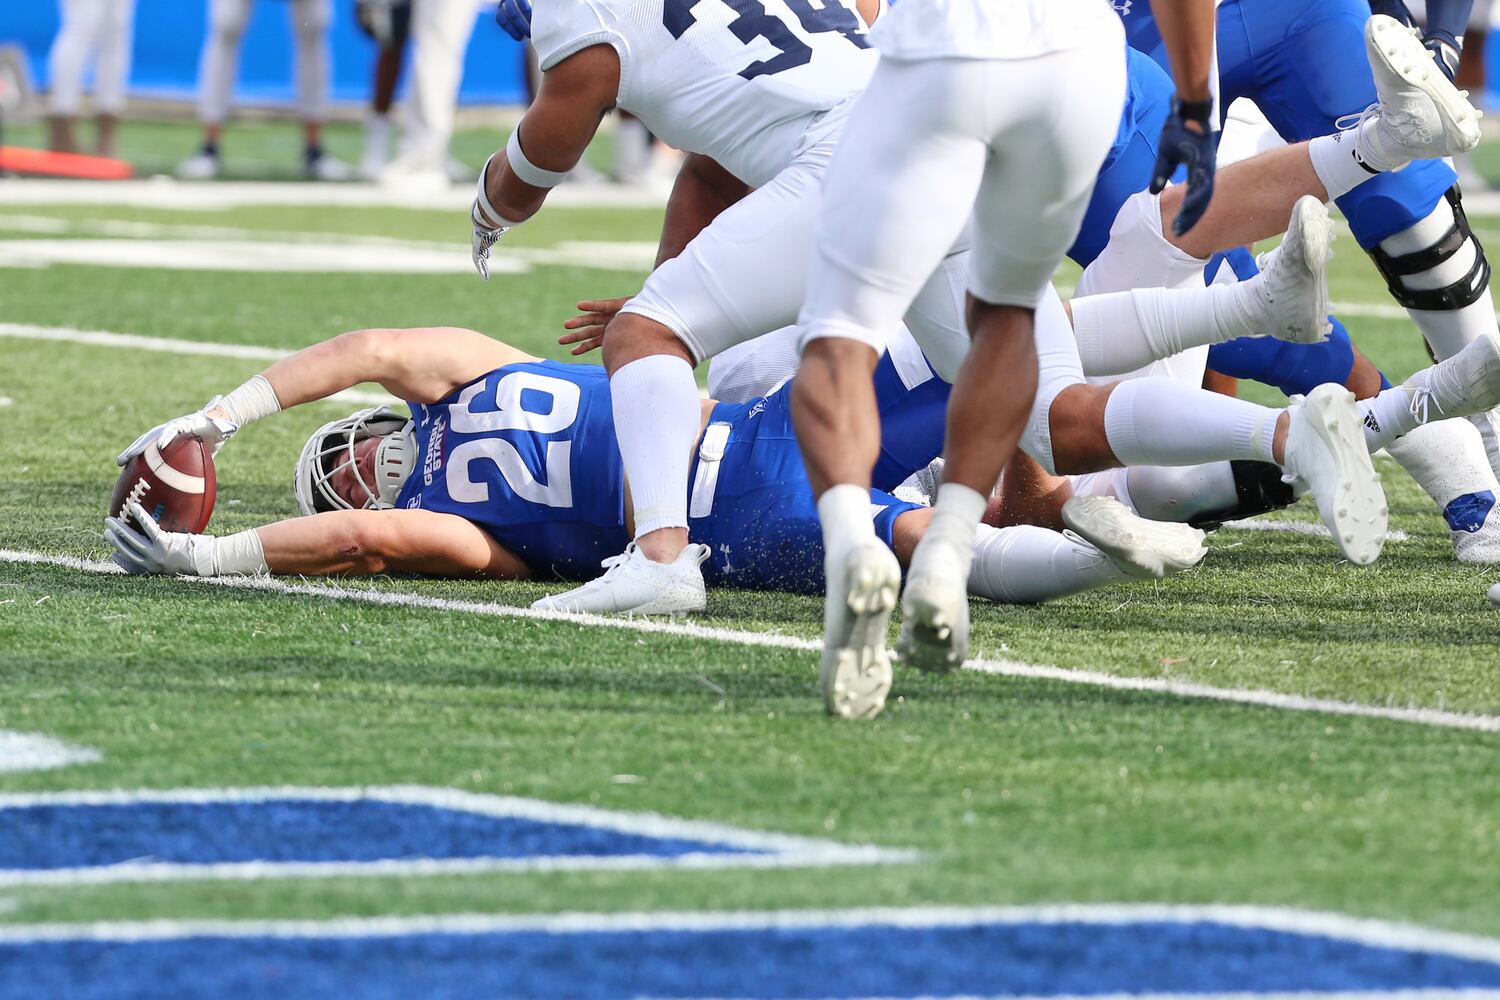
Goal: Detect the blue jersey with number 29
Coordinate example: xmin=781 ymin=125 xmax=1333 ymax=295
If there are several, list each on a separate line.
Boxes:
xmin=395 ymin=360 xmax=628 ymax=581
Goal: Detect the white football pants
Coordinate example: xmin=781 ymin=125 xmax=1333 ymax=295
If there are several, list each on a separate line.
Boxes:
xmin=48 ymin=0 xmax=136 ymax=116
xmin=397 ymin=0 xmax=482 ymax=169
xmin=796 ymin=41 xmax=1125 ymax=362
xmin=197 ymin=0 xmax=330 ymax=125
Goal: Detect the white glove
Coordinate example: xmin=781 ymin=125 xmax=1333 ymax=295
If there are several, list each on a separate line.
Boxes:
xmin=116 ymin=397 xmax=237 ymax=467
xmin=471 ymin=202 xmax=508 ymax=281
xmin=105 ymin=502 xmax=216 ymax=575
xmin=104 ymin=501 xmax=268 ymax=577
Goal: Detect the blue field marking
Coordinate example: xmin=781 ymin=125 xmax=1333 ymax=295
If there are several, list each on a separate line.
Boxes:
xmin=4 ymin=906 xmax=1500 ymax=1000
xmin=0 ymin=787 xmax=914 ymax=886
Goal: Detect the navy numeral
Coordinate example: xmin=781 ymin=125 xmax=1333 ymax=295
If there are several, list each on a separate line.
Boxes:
xmin=663 ymin=0 xmax=867 ymax=81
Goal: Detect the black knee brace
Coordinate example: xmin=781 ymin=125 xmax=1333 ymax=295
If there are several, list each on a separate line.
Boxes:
xmin=1368 ymin=186 xmax=1491 ymax=312
xmin=1187 ymin=460 xmax=1297 ymax=531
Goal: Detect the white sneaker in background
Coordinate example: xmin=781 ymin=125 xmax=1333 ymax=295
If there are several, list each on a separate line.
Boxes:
xmin=175 ymin=151 xmax=220 ymax=181
xmin=531 ymin=542 xmax=709 ymax=615
xmin=305 ymin=152 xmax=353 ymax=182
xmin=360 ymin=116 xmax=392 ymax=181
xmin=1281 ymin=384 xmax=1389 ymax=565
xmin=820 ymin=541 xmax=900 ymax=720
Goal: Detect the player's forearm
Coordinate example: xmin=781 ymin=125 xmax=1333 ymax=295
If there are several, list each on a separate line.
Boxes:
xmin=1152 ymin=0 xmax=1217 ymax=104
xmin=254 ymin=515 xmax=379 ymax=576
xmin=255 ymin=330 xmax=391 ymax=410
xmin=656 ymin=154 xmax=750 ymax=268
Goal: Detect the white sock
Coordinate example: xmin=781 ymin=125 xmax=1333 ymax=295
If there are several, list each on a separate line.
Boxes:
xmin=916 ymin=482 xmax=987 ymax=579
xmin=1071 ymin=282 xmax=1263 ymax=378
xmin=610 ymin=355 xmax=701 ymax=539
xmin=1124 ymin=463 xmax=1240 ymax=523
xmin=1103 ymin=377 xmax=1280 ymax=467
xmin=1359 ymin=387 xmax=1425 ymax=452
xmin=968 ymin=524 xmax=1127 ymax=604
xmin=1385 ymin=419 xmax=1500 ymax=514
xmin=817 ymin=483 xmax=877 ymax=560
xmin=1309 ymin=130 xmax=1386 ymax=200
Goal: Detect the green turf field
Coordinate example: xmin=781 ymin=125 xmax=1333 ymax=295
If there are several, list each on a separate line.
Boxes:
xmin=1 ymin=121 xmax=1498 ymax=954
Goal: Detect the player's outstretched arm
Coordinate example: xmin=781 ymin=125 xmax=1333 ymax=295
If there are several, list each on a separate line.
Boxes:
xmin=472 ymin=45 xmax=621 ymax=279
xmin=116 ymin=328 xmax=534 ymax=465
xmin=1149 ymin=0 xmax=1219 ymax=236
xmin=107 ymin=504 xmax=530 ymax=580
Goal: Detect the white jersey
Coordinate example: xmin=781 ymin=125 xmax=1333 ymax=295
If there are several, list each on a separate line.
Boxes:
xmin=871 ymin=0 xmax=1121 ymax=62
xmin=532 ymin=0 xmax=878 ymax=186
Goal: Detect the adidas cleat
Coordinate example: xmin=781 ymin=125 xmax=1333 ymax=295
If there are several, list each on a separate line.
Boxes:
xmin=1253 ymin=196 xmax=1335 ymax=345
xmin=1281 ymin=384 xmax=1389 ymax=565
xmin=1365 ymin=14 xmax=1483 ymax=156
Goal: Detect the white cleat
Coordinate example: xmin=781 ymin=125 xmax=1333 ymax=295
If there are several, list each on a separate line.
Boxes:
xmin=531 ymin=542 xmax=709 ymax=615
xmin=820 ymin=541 xmax=900 ymax=720
xmin=1281 ymin=384 xmax=1389 ymax=565
xmin=1402 ymin=328 xmax=1500 ymax=423
xmin=1061 ymin=495 xmax=1208 ymax=579
xmin=1253 ymin=196 xmax=1335 ymax=345
xmin=175 ymin=151 xmax=219 ymax=181
xmin=896 ymin=535 xmax=971 ymax=674
xmin=1364 ymin=14 xmax=1483 ymax=157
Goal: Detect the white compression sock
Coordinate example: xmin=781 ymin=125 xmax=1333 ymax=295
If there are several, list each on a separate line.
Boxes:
xmin=1308 ymin=130 xmax=1386 ymax=201
xmin=1359 ymin=387 xmax=1424 ymax=452
xmin=967 ymin=524 xmax=1127 ymax=604
xmin=1103 ymin=378 xmax=1280 ymax=468
xmin=610 ymin=355 xmax=702 ymax=539
xmin=817 ymin=483 xmax=877 ymax=559
xmin=1070 ymin=282 xmax=1264 ymax=378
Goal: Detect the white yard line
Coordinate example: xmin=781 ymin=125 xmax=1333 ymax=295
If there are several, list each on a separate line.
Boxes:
xmin=0 ymin=178 xmax=669 ymax=212
xmin=1221 ymin=518 xmax=1410 ymax=543
xmin=0 ymin=731 xmax=101 ymax=774
xmin=5 ymin=548 xmax=1498 ymax=734
xmin=1 ymin=904 xmax=1498 ymax=966
xmin=0 ymin=323 xmax=395 ymax=407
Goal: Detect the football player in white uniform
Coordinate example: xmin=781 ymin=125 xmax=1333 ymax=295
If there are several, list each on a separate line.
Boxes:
xmin=468 ymin=0 xmax=1011 ymax=620
xmin=786 ymin=0 xmax=1229 ymax=712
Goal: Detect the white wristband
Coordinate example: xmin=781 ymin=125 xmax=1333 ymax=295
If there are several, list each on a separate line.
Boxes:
xmin=219 ymin=375 xmax=281 ymax=428
xmin=475 ymin=153 xmax=525 ymax=230
xmin=201 ymin=529 xmax=269 ymax=577
xmin=505 ymin=128 xmax=571 ymax=189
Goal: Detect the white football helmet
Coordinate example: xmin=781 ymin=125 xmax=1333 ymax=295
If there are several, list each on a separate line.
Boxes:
xmin=295 ymin=406 xmax=416 ymax=516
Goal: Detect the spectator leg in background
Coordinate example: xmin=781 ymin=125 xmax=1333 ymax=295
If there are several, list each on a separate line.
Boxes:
xmin=93 ymin=0 xmax=136 ymax=157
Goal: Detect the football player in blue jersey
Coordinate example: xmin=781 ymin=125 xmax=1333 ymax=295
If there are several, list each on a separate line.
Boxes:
xmin=1066 ymin=27 xmax=1500 ymax=562
xmin=102 ymin=324 xmax=1207 ymax=622
xmin=1113 ymin=3 xmax=1500 ymax=477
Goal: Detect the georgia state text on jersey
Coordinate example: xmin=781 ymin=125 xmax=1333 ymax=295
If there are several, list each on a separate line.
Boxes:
xmin=530 ymin=0 xmax=877 ymax=186
xmin=397 ymin=361 xmax=629 ymax=580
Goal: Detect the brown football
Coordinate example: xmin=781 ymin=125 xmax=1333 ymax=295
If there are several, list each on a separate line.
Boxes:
xmin=109 ymin=436 xmax=217 ymax=533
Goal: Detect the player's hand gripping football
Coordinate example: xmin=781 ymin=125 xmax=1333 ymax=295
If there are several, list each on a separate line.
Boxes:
xmin=115 ymin=398 xmax=238 ymax=467
xmin=105 ymin=500 xmax=212 ymax=575
xmin=1151 ymin=96 xmax=1217 ymax=237
xmin=559 ymin=296 xmax=630 ymax=355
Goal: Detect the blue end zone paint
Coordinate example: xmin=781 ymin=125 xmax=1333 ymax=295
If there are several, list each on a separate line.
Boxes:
xmin=0 ymin=788 xmax=912 ymax=886
xmin=6 ymin=912 xmax=1500 ymax=1000
xmin=1 ymin=799 xmax=752 ymax=871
